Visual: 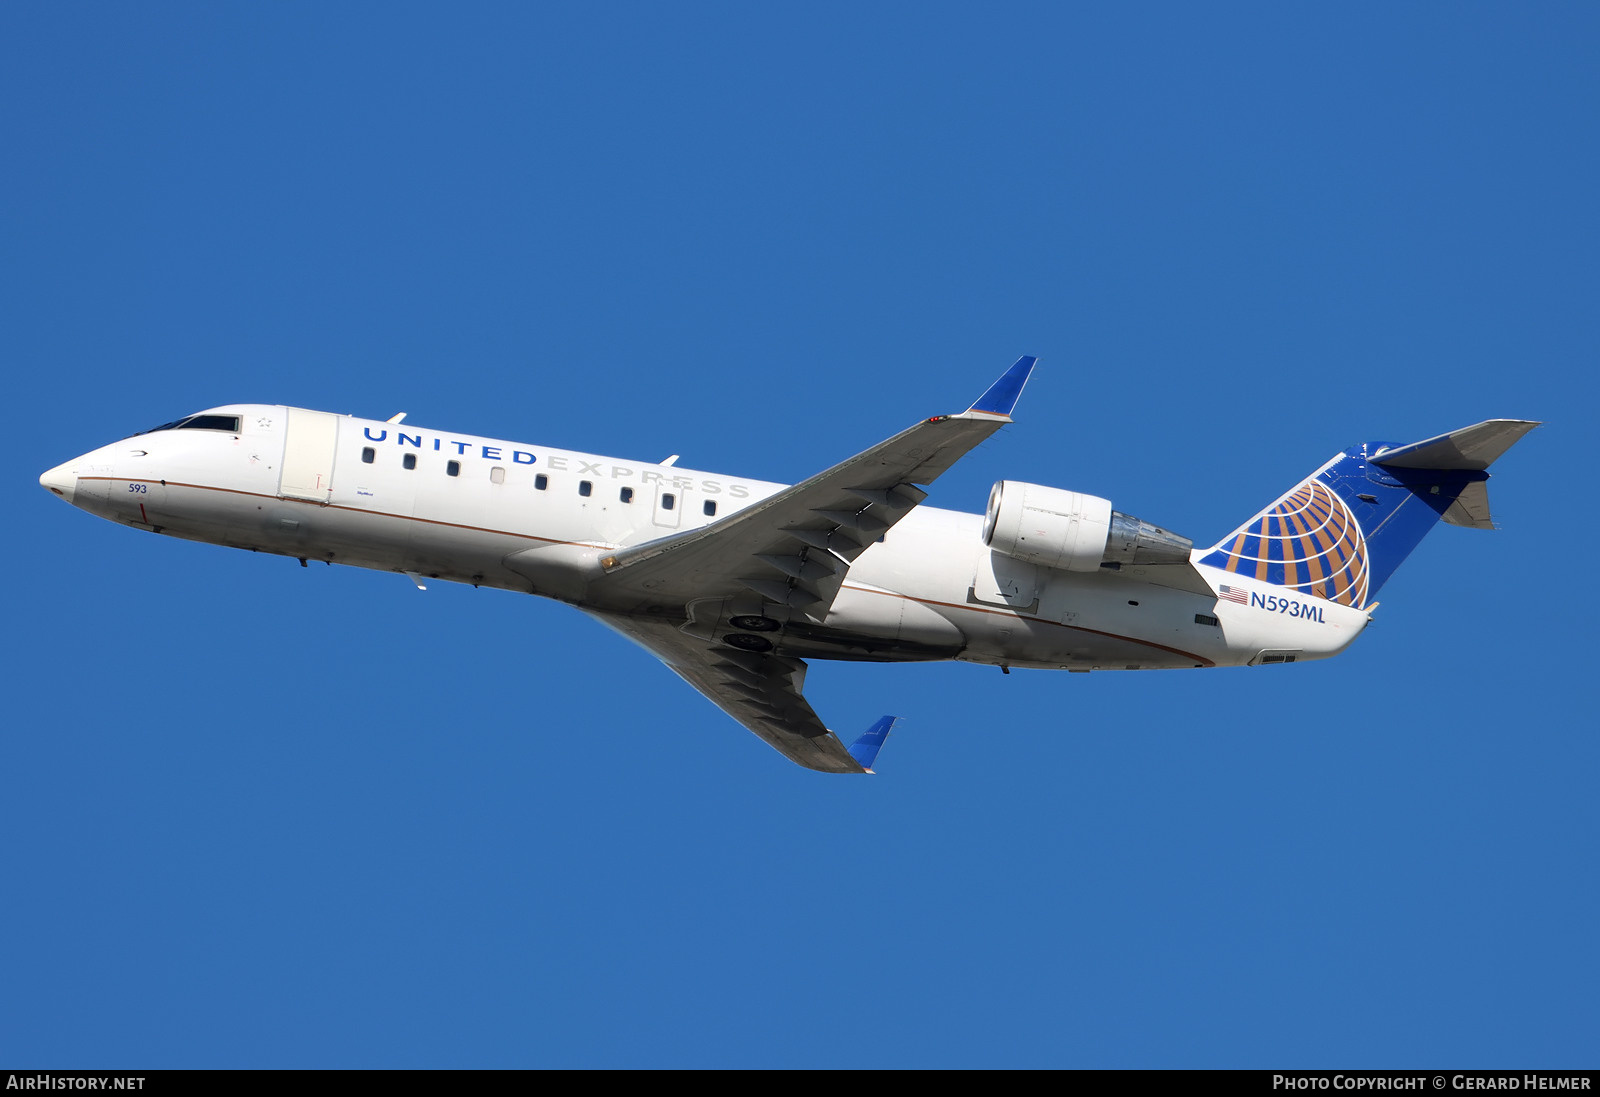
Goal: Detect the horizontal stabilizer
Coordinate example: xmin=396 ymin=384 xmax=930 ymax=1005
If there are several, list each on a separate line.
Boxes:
xmin=1372 ymin=419 xmax=1539 ymax=471
xmin=1373 ymin=418 xmax=1539 ymax=531
xmin=847 ymin=715 xmax=900 ymax=773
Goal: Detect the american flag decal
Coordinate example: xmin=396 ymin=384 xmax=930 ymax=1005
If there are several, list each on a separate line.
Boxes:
xmin=1218 ymin=584 xmax=1248 ymax=605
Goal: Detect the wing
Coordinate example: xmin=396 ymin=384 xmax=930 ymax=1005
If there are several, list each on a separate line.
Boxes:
xmin=594 ymin=356 xmax=1037 ymax=617
xmin=576 ymin=357 xmax=1036 ymax=771
xmin=585 ymin=608 xmax=871 ymax=772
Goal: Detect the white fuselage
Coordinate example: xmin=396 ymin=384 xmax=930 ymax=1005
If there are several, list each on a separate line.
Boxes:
xmin=41 ymin=404 xmax=1371 ymax=672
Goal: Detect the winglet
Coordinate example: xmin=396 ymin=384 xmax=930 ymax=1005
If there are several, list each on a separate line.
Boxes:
xmin=965 ymin=356 xmax=1037 ymax=418
xmin=846 ymin=715 xmax=900 ymax=773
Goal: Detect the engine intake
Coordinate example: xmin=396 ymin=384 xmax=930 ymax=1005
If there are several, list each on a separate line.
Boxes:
xmin=982 ymin=480 xmax=1192 ymax=572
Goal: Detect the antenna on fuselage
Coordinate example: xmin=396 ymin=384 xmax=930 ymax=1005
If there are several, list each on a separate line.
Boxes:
xmin=386 ymin=412 xmax=407 ymax=424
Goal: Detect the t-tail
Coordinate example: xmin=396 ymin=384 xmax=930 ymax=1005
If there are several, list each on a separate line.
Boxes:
xmin=1200 ymin=420 xmax=1539 ymax=609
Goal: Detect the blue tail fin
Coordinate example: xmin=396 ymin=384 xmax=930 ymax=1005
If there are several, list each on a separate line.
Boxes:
xmin=1200 ymin=420 xmax=1537 ymax=608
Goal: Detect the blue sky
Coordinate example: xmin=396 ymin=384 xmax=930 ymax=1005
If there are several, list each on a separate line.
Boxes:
xmin=5 ymin=3 xmax=1596 ymax=1068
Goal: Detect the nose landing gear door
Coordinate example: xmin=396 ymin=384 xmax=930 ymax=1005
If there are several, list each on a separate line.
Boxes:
xmin=278 ymin=408 xmax=341 ymax=503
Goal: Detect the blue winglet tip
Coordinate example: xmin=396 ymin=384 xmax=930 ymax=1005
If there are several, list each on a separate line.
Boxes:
xmin=847 ymin=715 xmax=899 ymax=773
xmin=967 ymin=356 xmax=1038 ymax=417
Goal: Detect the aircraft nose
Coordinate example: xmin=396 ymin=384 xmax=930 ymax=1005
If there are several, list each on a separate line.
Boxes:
xmin=40 ymin=461 xmax=77 ymax=504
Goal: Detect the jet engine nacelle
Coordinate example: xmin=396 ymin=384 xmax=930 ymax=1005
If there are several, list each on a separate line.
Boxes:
xmin=982 ymin=480 xmax=1194 ymax=572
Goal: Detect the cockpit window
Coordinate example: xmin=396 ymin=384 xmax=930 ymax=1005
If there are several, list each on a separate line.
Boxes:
xmin=138 ymin=414 xmax=241 ymax=435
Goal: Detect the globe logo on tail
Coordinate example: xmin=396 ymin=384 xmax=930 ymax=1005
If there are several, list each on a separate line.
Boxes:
xmin=1203 ymin=477 xmax=1370 ymax=608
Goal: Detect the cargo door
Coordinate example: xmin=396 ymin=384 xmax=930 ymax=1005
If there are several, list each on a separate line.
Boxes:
xmin=278 ymin=408 xmax=341 ymax=502
xmin=972 ymin=549 xmax=1039 ymax=610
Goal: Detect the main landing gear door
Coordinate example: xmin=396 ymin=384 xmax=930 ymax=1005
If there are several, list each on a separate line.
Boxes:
xmin=279 ymin=408 xmax=341 ymax=503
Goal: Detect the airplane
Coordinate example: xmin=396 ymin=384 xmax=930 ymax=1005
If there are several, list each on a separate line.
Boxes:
xmin=38 ymin=358 xmax=1536 ymax=773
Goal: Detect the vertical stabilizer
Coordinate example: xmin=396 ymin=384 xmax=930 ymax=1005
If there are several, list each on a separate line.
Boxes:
xmin=1200 ymin=420 xmax=1536 ymax=607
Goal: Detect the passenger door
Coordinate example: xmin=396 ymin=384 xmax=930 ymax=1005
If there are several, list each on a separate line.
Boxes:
xmin=278 ymin=408 xmax=341 ymax=503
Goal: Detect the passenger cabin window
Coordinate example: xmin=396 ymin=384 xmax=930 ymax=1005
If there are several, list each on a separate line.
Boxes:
xmin=361 ymin=447 xmax=375 ymax=464
xmin=447 ymin=460 xmax=461 ymax=477
xmin=661 ymin=493 xmax=675 ymax=511
xmin=535 ymin=474 xmax=548 ymax=491
xmin=620 ymin=487 xmax=634 ymax=503
xmin=137 ymin=414 xmax=242 ymax=435
xmin=703 ymin=500 xmax=717 ymax=517
xmin=403 ymin=453 xmax=417 ymax=470
xmin=578 ymin=481 xmax=592 ymax=497
xmin=490 ymin=466 xmax=506 ymax=485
